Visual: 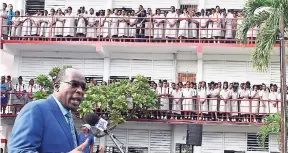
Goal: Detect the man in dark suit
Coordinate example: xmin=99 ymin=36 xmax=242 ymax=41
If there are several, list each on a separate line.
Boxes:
xmin=9 ymin=68 xmax=89 ymax=153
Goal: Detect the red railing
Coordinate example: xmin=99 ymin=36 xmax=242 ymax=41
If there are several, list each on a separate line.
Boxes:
xmin=1 ymin=92 xmax=282 ymax=125
xmin=1 ymin=16 xmax=264 ymax=44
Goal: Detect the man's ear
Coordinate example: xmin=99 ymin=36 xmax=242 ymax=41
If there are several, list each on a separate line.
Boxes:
xmin=54 ymin=83 xmax=60 ymax=91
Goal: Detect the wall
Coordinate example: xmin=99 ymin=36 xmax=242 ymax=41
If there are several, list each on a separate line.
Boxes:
xmin=0 ymin=51 xmax=14 ymax=76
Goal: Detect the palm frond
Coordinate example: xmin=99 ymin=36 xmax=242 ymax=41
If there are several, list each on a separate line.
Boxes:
xmin=244 ymin=0 xmax=278 ymax=15
xmin=251 ymin=10 xmax=280 ymax=72
xmin=237 ymin=10 xmax=271 ymax=42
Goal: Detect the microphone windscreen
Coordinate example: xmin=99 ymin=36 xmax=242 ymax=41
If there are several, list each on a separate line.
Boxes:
xmin=84 ymin=113 xmax=100 ymax=126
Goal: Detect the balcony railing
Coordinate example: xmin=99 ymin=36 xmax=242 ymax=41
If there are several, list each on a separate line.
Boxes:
xmin=1 ymin=16 xmax=268 ymax=44
xmin=1 ymin=92 xmax=281 ymax=125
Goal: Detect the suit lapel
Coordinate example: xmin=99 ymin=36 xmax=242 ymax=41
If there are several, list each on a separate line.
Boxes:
xmin=47 ymin=96 xmax=74 ymax=149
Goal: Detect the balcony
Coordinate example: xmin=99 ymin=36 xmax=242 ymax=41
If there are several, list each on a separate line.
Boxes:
xmin=1 ymin=92 xmax=281 ymax=126
xmin=1 ymin=16 xmax=269 ymax=47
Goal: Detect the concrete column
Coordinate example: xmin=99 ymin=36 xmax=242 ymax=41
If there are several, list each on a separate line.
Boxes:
xmin=173 ymin=53 xmax=177 ymax=82
xmin=103 ymin=58 xmax=110 ymax=82
xmin=196 ymin=52 xmax=203 ymax=82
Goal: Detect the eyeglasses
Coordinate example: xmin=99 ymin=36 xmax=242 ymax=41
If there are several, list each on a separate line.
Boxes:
xmin=63 ymin=80 xmax=86 ymax=91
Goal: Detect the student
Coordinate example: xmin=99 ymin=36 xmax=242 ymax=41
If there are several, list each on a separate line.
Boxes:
xmin=165 ymin=6 xmax=178 ymax=39
xmin=251 ymin=85 xmax=260 ymax=122
xmin=259 ymin=84 xmax=269 ymax=120
xmin=153 ymin=9 xmax=164 ymax=40
xmin=171 ymin=84 xmax=183 ymax=119
xmin=63 ymin=7 xmax=76 ymax=38
xmin=86 ymin=8 xmax=96 ymax=39
xmin=239 ymin=81 xmax=251 ymax=122
xmin=219 ymin=82 xmax=230 ymax=121
xmin=269 ymin=85 xmax=278 ymax=114
xmin=182 ymin=81 xmax=193 ymax=119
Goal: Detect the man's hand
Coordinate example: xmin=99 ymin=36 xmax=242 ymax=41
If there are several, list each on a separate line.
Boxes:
xmin=70 ymin=138 xmax=89 ymax=153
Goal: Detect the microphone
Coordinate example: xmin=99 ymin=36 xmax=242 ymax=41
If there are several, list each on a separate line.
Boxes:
xmin=84 ymin=113 xmax=125 ymax=153
xmin=84 ymin=113 xmax=108 ymax=132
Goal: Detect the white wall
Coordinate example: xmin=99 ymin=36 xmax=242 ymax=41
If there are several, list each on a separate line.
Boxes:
xmin=0 ymin=51 xmax=14 ymax=76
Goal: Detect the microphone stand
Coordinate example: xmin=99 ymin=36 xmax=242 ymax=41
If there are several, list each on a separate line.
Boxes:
xmin=105 ymin=129 xmax=125 ymax=153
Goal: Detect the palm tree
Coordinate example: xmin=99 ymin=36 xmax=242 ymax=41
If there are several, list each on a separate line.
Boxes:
xmin=237 ymin=0 xmax=288 ymax=152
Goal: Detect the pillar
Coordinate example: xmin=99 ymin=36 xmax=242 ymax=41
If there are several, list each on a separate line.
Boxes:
xmin=103 ymin=58 xmax=110 ymax=82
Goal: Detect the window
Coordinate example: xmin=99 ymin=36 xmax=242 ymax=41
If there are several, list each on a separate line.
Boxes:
xmin=128 ymin=147 xmax=148 ymax=153
xmin=25 ymin=0 xmax=45 ymax=15
xmin=180 ymin=5 xmax=198 ymax=11
xmin=247 ymin=133 xmax=269 ymax=152
xmin=175 ymin=143 xmax=193 ymax=153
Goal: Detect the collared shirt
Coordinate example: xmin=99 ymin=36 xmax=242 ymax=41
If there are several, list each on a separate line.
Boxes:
xmin=52 ymin=94 xmax=69 ymax=123
xmin=78 ymin=132 xmax=94 ymax=153
xmin=7 ymin=10 xmax=15 ymax=24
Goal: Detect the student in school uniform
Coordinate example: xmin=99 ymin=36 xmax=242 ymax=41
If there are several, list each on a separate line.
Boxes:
xmin=178 ymin=8 xmax=189 ymax=42
xmin=224 ymin=9 xmax=235 ymax=40
xmin=11 ymin=11 xmax=22 ymax=39
xmin=63 ymin=7 xmax=76 ymax=38
xmin=198 ymin=81 xmax=208 ymax=120
xmin=144 ymin=8 xmax=153 ymax=41
xmin=212 ymin=6 xmax=223 ymax=43
xmin=45 ymin=8 xmax=56 ymax=38
xmin=198 ymin=9 xmax=208 ymax=42
xmin=118 ymin=9 xmax=128 ymax=41
xmin=259 ymin=84 xmax=269 ymax=120
xmin=165 ymin=6 xmax=178 ymax=39
xmin=11 ymin=76 xmax=26 ymax=114
xmin=22 ymin=12 xmax=32 ymax=37
xmin=76 ymin=8 xmax=87 ymax=38
xmin=128 ymin=10 xmax=137 ymax=40
xmin=188 ymin=9 xmax=198 ymax=42
xmin=209 ymin=82 xmax=219 ymax=120
xmin=171 ymin=84 xmax=183 ymax=119
xmin=219 ymin=82 xmax=230 ymax=121
xmin=269 ymin=85 xmax=278 ymax=114
xmin=26 ymin=79 xmax=39 ymax=103
xmin=229 ymin=84 xmax=239 ymax=122
xmin=86 ymin=8 xmax=97 ymax=39
xmin=110 ymin=9 xmax=119 ymax=39
xmin=251 ymin=85 xmax=260 ymax=122
xmin=157 ymin=80 xmax=170 ymax=119
xmin=55 ymin=8 xmax=65 ymax=38
xmin=239 ymin=81 xmax=251 ymax=122
xmin=39 ymin=10 xmax=48 ymax=37
xmin=153 ymin=9 xmax=164 ymax=40
xmin=182 ymin=81 xmax=193 ymax=119
xmin=30 ymin=10 xmax=42 ymax=36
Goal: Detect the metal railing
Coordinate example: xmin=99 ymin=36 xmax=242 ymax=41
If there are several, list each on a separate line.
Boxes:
xmin=1 ymin=92 xmax=281 ymax=125
xmin=1 ymin=16 xmax=266 ymax=44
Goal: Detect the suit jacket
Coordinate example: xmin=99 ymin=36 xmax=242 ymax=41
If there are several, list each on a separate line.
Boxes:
xmin=8 ymin=96 xmax=79 ymax=153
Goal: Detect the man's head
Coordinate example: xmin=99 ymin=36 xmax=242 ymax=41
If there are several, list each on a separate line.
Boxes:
xmin=8 ymin=4 xmax=13 ymax=11
xmin=82 ymin=124 xmax=91 ymax=133
xmin=53 ymin=68 xmax=86 ymax=112
xmin=1 ymin=76 xmax=5 ymax=83
xmin=18 ymin=76 xmax=23 ymax=84
xmin=3 ymin=3 xmax=7 ymax=10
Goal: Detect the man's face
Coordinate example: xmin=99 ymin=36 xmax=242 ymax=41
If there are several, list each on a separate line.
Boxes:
xmin=18 ymin=78 xmax=23 ymax=84
xmin=1 ymin=76 xmax=5 ymax=82
xmin=82 ymin=126 xmax=88 ymax=133
xmin=57 ymin=70 xmax=86 ymax=112
xmin=9 ymin=5 xmax=13 ymax=10
xmin=3 ymin=3 xmax=7 ymax=9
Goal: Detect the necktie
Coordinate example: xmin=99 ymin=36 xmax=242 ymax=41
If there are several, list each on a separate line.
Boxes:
xmin=66 ymin=112 xmax=78 ymax=148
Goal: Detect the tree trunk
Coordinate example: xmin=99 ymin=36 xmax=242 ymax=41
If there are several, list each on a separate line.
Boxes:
xmin=279 ymin=12 xmax=287 ymax=153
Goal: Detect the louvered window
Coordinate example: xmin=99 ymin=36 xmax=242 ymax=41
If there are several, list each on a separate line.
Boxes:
xmin=247 ymin=133 xmax=269 ymax=152
xmin=25 ymin=0 xmax=45 ymax=15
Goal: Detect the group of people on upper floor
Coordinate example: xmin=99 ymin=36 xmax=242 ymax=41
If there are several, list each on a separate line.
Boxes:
xmin=1 ymin=3 xmax=262 ymax=43
xmin=1 ymin=74 xmax=284 ymax=123
xmin=149 ymin=80 xmax=284 ymax=123
xmin=0 ymin=76 xmax=46 ymax=114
